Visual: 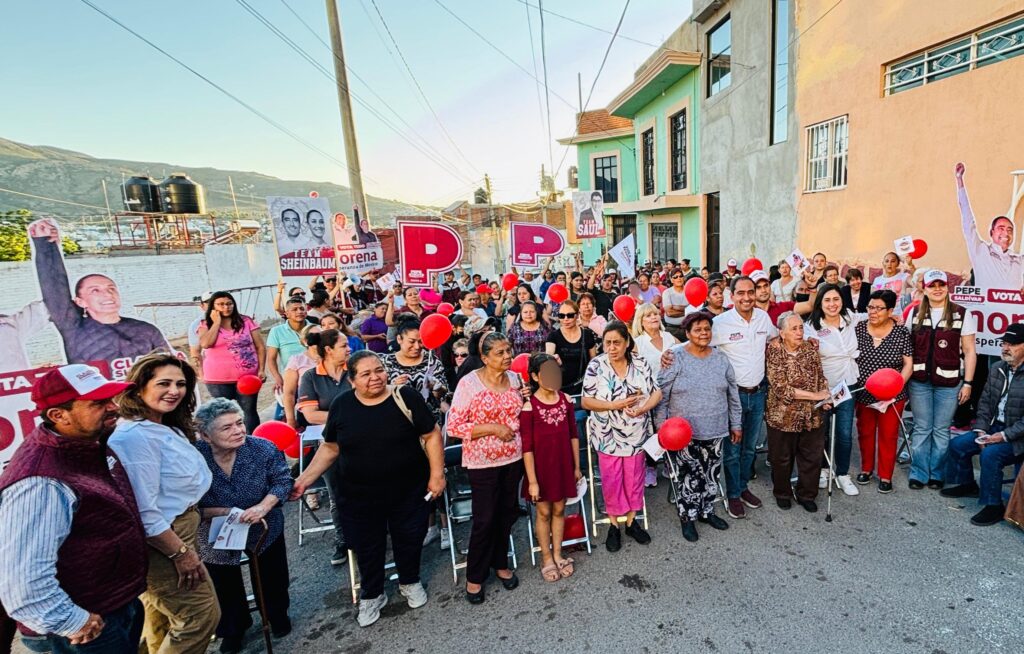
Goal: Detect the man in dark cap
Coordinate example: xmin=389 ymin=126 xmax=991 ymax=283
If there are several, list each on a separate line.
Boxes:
xmin=0 ymin=365 xmax=147 ymax=652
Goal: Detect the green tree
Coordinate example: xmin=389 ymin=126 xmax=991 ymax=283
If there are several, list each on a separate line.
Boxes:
xmin=0 ymin=210 xmax=80 ymax=260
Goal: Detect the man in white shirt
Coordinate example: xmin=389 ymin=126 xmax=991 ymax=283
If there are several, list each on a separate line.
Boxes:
xmin=710 ymin=276 xmax=778 ymax=519
xmin=661 ymin=269 xmax=689 ymax=341
xmin=956 ymin=162 xmax=1023 ymax=289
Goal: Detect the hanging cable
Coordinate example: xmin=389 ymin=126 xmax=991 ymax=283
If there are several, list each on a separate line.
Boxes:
xmin=523 ymin=1 xmax=548 ymax=155
xmin=537 ymin=0 xmax=554 ymax=174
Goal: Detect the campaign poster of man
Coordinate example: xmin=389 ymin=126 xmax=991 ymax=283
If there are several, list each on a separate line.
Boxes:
xmin=572 ymin=190 xmax=606 ymax=239
xmin=267 ymin=195 xmax=338 ymax=277
xmin=333 ymin=205 xmax=384 ymax=275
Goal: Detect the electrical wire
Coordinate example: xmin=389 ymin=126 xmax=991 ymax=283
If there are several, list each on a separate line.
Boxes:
xmin=523 ymin=1 xmax=548 ymax=156
xmin=0 ymin=186 xmax=110 ymax=211
xmin=537 ymin=0 xmax=554 ymax=174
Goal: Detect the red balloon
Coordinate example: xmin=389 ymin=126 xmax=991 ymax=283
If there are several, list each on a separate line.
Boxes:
xmin=437 ymin=302 xmax=455 ymax=316
xmin=910 ymin=239 xmax=928 ymax=259
xmin=253 ymin=420 xmax=298 ymax=451
xmin=563 ymin=514 xmax=585 ymax=541
xmin=865 ymin=368 xmax=905 ymax=402
xmin=658 ymin=417 xmax=693 ymax=451
xmin=502 ymin=273 xmax=519 ymax=291
xmin=283 ymin=440 xmax=312 ymax=459
xmin=476 ymin=283 xmax=492 ymax=296
xmin=683 ymin=277 xmax=708 ymax=306
xmin=510 ymin=353 xmax=531 ymax=383
xmin=741 ymin=258 xmax=764 ymax=276
xmin=420 ymin=313 xmax=453 ymax=349
xmin=612 ymin=295 xmax=636 ymax=322
xmin=902 ymin=300 xmax=920 ymax=323
xmin=547 ymin=283 xmax=569 ymax=304
xmin=236 ymin=374 xmax=262 ymax=396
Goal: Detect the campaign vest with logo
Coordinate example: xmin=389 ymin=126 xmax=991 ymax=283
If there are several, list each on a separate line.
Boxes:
xmin=911 ymin=304 xmax=965 ymax=387
xmin=0 ymin=426 xmax=148 ymax=633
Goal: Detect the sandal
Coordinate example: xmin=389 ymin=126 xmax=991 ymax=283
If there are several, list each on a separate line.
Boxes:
xmin=555 ymin=557 xmax=575 ymax=578
xmin=541 ymin=564 xmax=560 ymax=583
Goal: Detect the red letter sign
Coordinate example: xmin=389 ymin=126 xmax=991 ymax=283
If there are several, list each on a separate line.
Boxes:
xmin=510 ymin=222 xmax=566 ymax=267
xmin=398 ymin=221 xmax=464 ymax=287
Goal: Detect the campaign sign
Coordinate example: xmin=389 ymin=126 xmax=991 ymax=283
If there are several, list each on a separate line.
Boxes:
xmin=267 ymin=196 xmax=337 ymax=277
xmin=333 ymin=207 xmax=385 ymax=275
xmin=398 ymin=221 xmax=464 ymax=287
xmin=952 ymin=285 xmax=1024 ymax=356
xmin=510 ymin=222 xmax=566 ymax=267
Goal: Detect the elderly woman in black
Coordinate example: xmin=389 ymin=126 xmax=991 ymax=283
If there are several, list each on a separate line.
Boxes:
xmin=195 ymin=398 xmax=293 ymax=653
xmin=291 ymin=351 xmax=445 ymax=628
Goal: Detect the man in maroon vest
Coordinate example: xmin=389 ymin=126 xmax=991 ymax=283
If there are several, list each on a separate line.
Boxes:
xmin=0 ymin=364 xmax=148 ymax=653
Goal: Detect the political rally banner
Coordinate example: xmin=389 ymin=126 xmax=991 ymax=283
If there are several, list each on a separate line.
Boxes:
xmin=572 ymin=190 xmax=606 ymax=239
xmin=397 ymin=220 xmax=464 ymax=287
xmin=608 ymin=232 xmax=636 ymax=279
xmin=267 ymin=195 xmax=337 ymax=277
xmin=510 ymin=221 xmax=565 ymax=267
xmin=952 ymin=285 xmax=1024 ymax=356
xmin=333 ymin=205 xmax=385 ymax=275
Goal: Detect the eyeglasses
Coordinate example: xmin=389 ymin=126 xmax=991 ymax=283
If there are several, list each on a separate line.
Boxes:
xmin=454 ymin=352 xmax=469 ymax=359
xmin=557 ymin=312 xmax=577 ymax=319
xmin=671 ymin=274 xmax=683 ymax=279
xmin=866 ymin=305 xmax=889 ymax=313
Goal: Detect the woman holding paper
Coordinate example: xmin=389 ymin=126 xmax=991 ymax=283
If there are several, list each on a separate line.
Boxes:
xmin=194 ymin=398 xmax=293 ymax=653
xmin=108 ymin=353 xmax=219 ymax=654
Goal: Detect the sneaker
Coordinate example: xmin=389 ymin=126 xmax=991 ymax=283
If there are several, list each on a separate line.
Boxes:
xmin=357 ymin=593 xmax=387 ymax=627
xmin=836 ymin=475 xmax=859 ymax=496
xmin=399 ymin=582 xmax=428 ymax=609
xmin=439 ymin=527 xmax=451 ymax=550
xmin=740 ymin=490 xmax=763 ymax=509
xmin=422 ymin=525 xmax=439 ymax=547
xmin=877 ymin=480 xmax=894 ymax=494
xmin=940 ymin=482 xmax=980 ymax=498
xmin=644 ymin=467 xmax=658 ymax=488
xmin=697 ymin=513 xmax=729 ymax=530
xmin=819 ymin=469 xmax=829 ymax=489
xmin=797 ymin=499 xmax=818 ymax=513
xmin=680 ymin=520 xmax=698 ymax=542
xmin=908 ymin=479 xmax=925 ymax=490
xmin=726 ymin=498 xmax=746 ymax=519
xmin=927 ymin=479 xmax=945 ymax=490
xmin=776 ymin=496 xmax=792 ymax=510
xmin=331 ymin=546 xmax=348 ymax=566
xmin=969 ymin=505 xmax=1005 ymax=526
xmin=624 ymin=521 xmax=652 ymax=545
xmin=855 ymin=472 xmax=872 ymax=485
xmin=605 ymin=526 xmax=622 ymax=552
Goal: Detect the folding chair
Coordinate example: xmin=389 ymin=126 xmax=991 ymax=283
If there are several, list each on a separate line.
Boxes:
xmin=296 ymin=426 xmax=334 ymax=546
xmin=441 ymin=442 xmax=517 ymax=584
xmin=585 ymin=441 xmax=648 ymax=538
xmin=895 ymin=405 xmax=914 ymax=466
xmin=525 ymin=489 xmax=592 ymax=566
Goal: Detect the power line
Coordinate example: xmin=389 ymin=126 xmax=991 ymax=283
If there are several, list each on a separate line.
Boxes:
xmin=0 ymin=186 xmax=110 ymax=211
xmin=367 ymin=0 xmax=479 ymax=174
xmin=277 ymin=0 xmax=474 ymax=183
xmin=512 ymin=0 xmax=666 ymax=51
xmin=523 ymin=1 xmax=548 ymax=155
xmin=234 ymin=0 xmax=476 ymax=186
xmin=537 ymin=0 xmax=554 ymax=173
xmin=76 ymin=0 xmax=379 ymax=186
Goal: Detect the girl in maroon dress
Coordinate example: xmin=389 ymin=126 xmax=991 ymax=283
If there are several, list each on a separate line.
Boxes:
xmin=522 ymin=353 xmax=582 ymax=582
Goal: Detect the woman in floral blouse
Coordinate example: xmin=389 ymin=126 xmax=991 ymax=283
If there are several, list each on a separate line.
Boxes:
xmin=447 ymin=333 xmax=527 ymax=605
xmin=581 ymin=321 xmax=662 ymax=553
xmin=765 ymin=312 xmax=831 ymax=513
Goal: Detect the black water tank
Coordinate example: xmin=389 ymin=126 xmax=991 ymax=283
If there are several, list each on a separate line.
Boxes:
xmin=121 ymin=175 xmax=162 ymax=213
xmin=159 ymin=173 xmax=206 ymax=214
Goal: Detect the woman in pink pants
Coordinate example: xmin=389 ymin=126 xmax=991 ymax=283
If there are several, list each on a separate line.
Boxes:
xmin=582 ymin=321 xmax=662 ymax=553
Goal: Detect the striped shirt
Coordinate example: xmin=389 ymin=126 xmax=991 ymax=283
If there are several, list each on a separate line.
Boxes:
xmin=0 ymin=477 xmax=89 ymax=636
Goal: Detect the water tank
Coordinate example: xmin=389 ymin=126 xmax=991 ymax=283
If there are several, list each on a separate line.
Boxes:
xmin=121 ymin=175 xmax=163 ymax=213
xmin=158 ymin=173 xmax=206 ymax=214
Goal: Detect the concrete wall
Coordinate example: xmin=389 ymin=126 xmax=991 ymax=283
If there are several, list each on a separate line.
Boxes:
xmin=794 ymin=0 xmax=1024 ymax=275
xmin=1 ymin=244 xmax=280 ymax=367
xmin=697 ymin=0 xmax=801 ymax=267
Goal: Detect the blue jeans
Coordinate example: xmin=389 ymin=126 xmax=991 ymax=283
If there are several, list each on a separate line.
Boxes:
xmin=21 ymin=599 xmax=143 ymax=654
xmin=946 ymin=422 xmax=1024 ymax=506
xmin=907 ymin=381 xmax=960 ymax=482
xmin=723 ymin=386 xmax=765 ymax=499
xmin=822 ymin=399 xmax=855 ymax=476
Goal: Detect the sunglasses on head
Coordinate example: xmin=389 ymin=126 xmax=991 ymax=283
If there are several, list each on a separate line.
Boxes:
xmin=557 ymin=312 xmax=577 ymax=319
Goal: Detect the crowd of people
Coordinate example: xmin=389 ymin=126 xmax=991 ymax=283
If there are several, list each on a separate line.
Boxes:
xmin=2 ymin=242 xmax=1024 ymax=653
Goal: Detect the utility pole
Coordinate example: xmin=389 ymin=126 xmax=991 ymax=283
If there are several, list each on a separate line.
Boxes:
xmin=227 ymin=176 xmax=241 ymax=220
xmin=539 ymin=165 xmax=548 ymax=226
xmin=325 ymin=0 xmax=370 ymax=225
xmin=100 ymin=180 xmax=112 ymax=218
xmin=485 ymin=174 xmax=503 ymax=277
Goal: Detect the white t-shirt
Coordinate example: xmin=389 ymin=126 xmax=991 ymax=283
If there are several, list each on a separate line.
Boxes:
xmin=905 ymin=307 xmax=977 ymax=337
xmin=187 ymin=316 xmax=203 ymax=349
xmin=661 ymin=287 xmax=689 ymax=325
xmin=634 ymin=330 xmax=679 ymax=375
xmin=804 ymin=314 xmax=867 ymax=387
xmin=771 ymin=277 xmax=798 ymax=303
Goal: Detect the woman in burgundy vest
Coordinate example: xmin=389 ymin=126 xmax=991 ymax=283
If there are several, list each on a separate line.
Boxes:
xmin=905 ymin=270 xmax=978 ymax=490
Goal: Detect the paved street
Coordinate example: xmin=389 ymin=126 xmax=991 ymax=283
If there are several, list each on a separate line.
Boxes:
xmin=217 ymin=456 xmax=1021 ymax=654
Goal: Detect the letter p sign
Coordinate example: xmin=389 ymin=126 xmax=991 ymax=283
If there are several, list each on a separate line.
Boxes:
xmin=398 ymin=221 xmax=464 ymax=287
xmin=510 ymin=222 xmax=566 ymax=267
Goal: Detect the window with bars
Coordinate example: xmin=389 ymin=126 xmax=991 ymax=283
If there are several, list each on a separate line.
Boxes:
xmin=611 ymin=215 xmax=636 ymax=251
xmin=593 ymin=155 xmax=619 ymax=203
xmin=641 ymin=129 xmax=655 ymax=196
xmin=885 ymin=14 xmax=1024 ymax=95
xmin=670 ymin=109 xmax=687 ymax=190
xmin=804 ymin=115 xmax=848 ymax=192
xmin=651 ymin=223 xmax=678 ymax=263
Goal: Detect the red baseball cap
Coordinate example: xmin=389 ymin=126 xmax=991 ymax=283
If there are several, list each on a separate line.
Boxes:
xmin=32 ymin=364 xmax=134 ymax=411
